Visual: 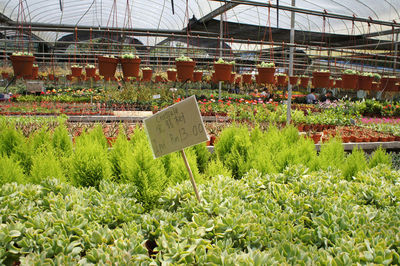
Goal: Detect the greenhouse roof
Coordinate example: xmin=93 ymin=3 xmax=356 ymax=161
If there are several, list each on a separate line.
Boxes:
xmin=0 ymin=0 xmax=399 ymax=48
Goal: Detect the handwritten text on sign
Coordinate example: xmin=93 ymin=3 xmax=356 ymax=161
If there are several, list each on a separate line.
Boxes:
xmin=144 ymin=95 xmax=208 ymax=158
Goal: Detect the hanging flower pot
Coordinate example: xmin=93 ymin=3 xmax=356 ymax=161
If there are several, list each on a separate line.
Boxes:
xmin=312 ymin=71 xmax=331 ymax=88
xmin=299 ymin=76 xmax=309 ymax=88
xmin=193 ymin=71 xmax=203 ymax=82
xmin=31 ymin=65 xmax=39 ymax=79
xmin=257 ymin=62 xmax=276 ymax=84
xmin=10 ymin=52 xmax=35 ymax=77
xmin=289 ymin=76 xmax=298 ymax=85
xmin=71 ymin=65 xmax=83 ymax=77
xmin=335 ymin=79 xmax=342 ymax=88
xmin=98 ymin=55 xmax=118 ymax=79
xmin=167 ymin=69 xmax=177 ymax=82
xmin=141 ymin=68 xmax=153 ymax=82
xmin=242 ymin=73 xmax=252 ymax=84
xmin=119 ymin=54 xmax=141 ymax=78
xmin=155 ymin=75 xmax=163 ymax=83
xmin=214 ymin=58 xmax=234 ymax=82
xmin=341 ymin=69 xmax=358 ymax=90
xmin=229 ymin=73 xmax=236 ymax=84
xmin=175 ymin=56 xmax=196 ymax=82
xmin=380 ymin=76 xmax=398 ymax=92
xmin=358 ymin=74 xmax=374 ymax=91
xmin=94 ymin=75 xmax=101 ymax=82
xmin=371 ymin=82 xmax=379 ymax=91
xmin=85 ymin=64 xmax=96 ymax=77
xmin=276 ymin=74 xmax=287 ymax=86
xmin=235 ymin=76 xmax=242 ymax=84
xmin=329 ymin=78 xmax=335 ymax=88
xmin=48 ymin=74 xmax=55 ymax=81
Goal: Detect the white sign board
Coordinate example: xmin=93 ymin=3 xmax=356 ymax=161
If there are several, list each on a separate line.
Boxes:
xmin=153 ymin=94 xmax=161 ymax=99
xmin=26 ymin=81 xmax=44 ymax=93
xmin=144 ymin=95 xmax=208 ymax=158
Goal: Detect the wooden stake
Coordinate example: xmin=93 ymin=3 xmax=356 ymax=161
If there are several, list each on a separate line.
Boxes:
xmin=180 ymin=149 xmax=201 ymax=202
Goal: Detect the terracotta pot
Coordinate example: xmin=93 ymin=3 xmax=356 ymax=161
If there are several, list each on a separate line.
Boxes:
xmin=155 ymin=75 xmax=163 ymax=83
xmin=94 ymin=75 xmax=100 ymax=82
xmin=193 ymin=71 xmax=203 ymax=82
xmin=141 ymin=69 xmax=153 ymax=82
xmin=167 ymin=70 xmax=177 ymax=82
xmin=312 ymin=72 xmax=331 ymax=88
xmin=312 ymin=134 xmax=321 ymax=144
xmin=380 ymin=77 xmax=398 ymax=92
xmin=255 ymin=74 xmax=260 ymax=84
xmin=371 ymin=82 xmax=379 ymax=91
xmin=335 ymin=79 xmax=342 ymax=88
xmin=48 ymin=74 xmax=55 ymax=81
xmin=120 ymin=57 xmax=141 ymax=78
xmin=242 ymin=74 xmax=252 ymax=84
xmin=10 ymin=55 xmax=35 ymax=76
xmin=288 ymin=76 xmax=298 ymax=85
xmin=257 ymin=67 xmax=276 ymax=84
xmin=297 ymin=124 xmax=304 ymax=132
xmin=85 ymin=67 xmax=96 ymax=78
xmin=229 ymin=73 xmax=236 ymax=84
xmin=214 ymin=63 xmax=232 ymax=82
xmin=176 ymin=60 xmax=195 ymax=81
xmin=98 ymin=56 xmax=118 ymax=79
xmin=235 ymin=76 xmax=242 ymax=84
xmin=71 ymin=67 xmax=83 ymax=77
xmin=341 ymin=74 xmax=358 ymax=90
xmin=342 ymin=136 xmax=350 ymax=143
xmin=276 ymin=75 xmax=287 ymax=86
xmin=358 ymin=76 xmax=373 ymax=91
xmin=300 ymin=77 xmax=310 ymax=88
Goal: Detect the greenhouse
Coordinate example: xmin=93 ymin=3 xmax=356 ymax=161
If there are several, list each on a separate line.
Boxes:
xmin=1 ymin=0 xmax=400 ymax=264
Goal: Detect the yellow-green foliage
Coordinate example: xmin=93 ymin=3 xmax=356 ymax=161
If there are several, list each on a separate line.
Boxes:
xmin=318 ymin=137 xmax=345 ymax=171
xmin=369 ymin=146 xmax=392 ymax=168
xmin=0 ymin=154 xmax=25 ymax=185
xmin=342 ymin=146 xmax=367 ymax=180
xmin=30 ymin=144 xmax=65 ymax=184
xmin=52 ymin=123 xmax=72 ymax=157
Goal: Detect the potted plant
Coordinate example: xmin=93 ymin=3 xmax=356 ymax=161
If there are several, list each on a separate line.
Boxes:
xmin=175 ymin=55 xmax=195 ymax=82
xmin=299 ymin=75 xmax=310 ymax=88
xmin=141 ymin=67 xmax=153 ymax=82
xmin=193 ymin=70 xmax=203 ymax=82
xmin=214 ymin=58 xmax=234 ymax=82
xmin=230 ymin=72 xmax=236 ymax=84
xmin=335 ymin=78 xmax=342 ymax=88
xmin=24 ymin=63 xmax=39 ymax=80
xmin=371 ymin=73 xmax=381 ymax=91
xmin=119 ymin=53 xmax=141 ymax=78
xmin=257 ymin=61 xmax=275 ymax=84
xmin=341 ymin=69 xmax=358 ymax=90
xmin=358 ymin=72 xmax=374 ymax=91
xmin=242 ymin=72 xmax=253 ymax=84
xmin=85 ymin=64 xmax=96 ymax=78
xmin=312 ymin=69 xmax=331 ymax=88
xmin=289 ymin=75 xmax=299 ymax=86
xmin=276 ymin=73 xmax=287 ymax=86
xmin=71 ymin=64 xmax=83 ymax=77
xmin=98 ymin=55 xmax=118 ymax=79
xmin=167 ymin=68 xmax=177 ymax=82
xmin=10 ymin=51 xmax=35 ymax=77
xmin=380 ymin=75 xmax=397 ymax=92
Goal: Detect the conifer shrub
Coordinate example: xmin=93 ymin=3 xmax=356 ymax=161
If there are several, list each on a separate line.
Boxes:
xmin=109 ymin=127 xmax=131 ymax=181
xmin=30 ymin=126 xmax=52 ymax=151
xmin=52 ymin=123 xmax=73 ymax=157
xmin=342 ymin=146 xmax=367 ymax=180
xmin=368 ymin=146 xmax=392 ymax=168
xmin=318 ymin=137 xmax=345 ymax=171
xmin=29 ymin=144 xmax=65 ymax=184
xmin=0 ymin=154 xmax=25 ymax=185
xmin=204 ymin=158 xmax=232 ymax=178
xmin=190 ymin=143 xmax=210 ymax=174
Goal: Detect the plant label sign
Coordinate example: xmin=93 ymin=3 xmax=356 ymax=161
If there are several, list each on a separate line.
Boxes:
xmin=144 ymin=95 xmax=208 ymax=158
xmin=26 ymin=81 xmax=44 ymax=93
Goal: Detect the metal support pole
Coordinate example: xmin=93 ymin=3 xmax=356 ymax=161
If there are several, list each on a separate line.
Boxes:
xmin=393 ymin=32 xmax=399 ymax=74
xmin=286 ymin=0 xmax=295 ymax=125
xmin=219 ymin=13 xmax=223 ymax=100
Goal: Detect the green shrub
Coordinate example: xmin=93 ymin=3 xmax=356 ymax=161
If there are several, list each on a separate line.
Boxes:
xmin=318 ymin=137 xmax=345 ymax=171
xmin=70 ymin=135 xmax=111 ymax=188
xmin=190 ymin=143 xmax=210 ymax=174
xmin=29 ymin=144 xmax=65 ymax=184
xmin=204 ymin=158 xmax=232 ymax=178
xmin=120 ymin=129 xmax=168 ymax=209
xmin=30 ymin=126 xmax=51 ymax=151
xmin=162 ymin=149 xmax=202 ymax=184
xmin=0 ymin=154 xmax=25 ymax=185
xmin=0 ymin=126 xmax=26 ymax=156
xmin=369 ymin=146 xmax=392 ymax=168
xmin=109 ymin=128 xmax=131 ymax=181
xmin=342 ymin=146 xmax=367 ymax=180
xmin=75 ymin=124 xmax=107 ymax=148
xmin=52 ymin=123 xmax=72 ymax=157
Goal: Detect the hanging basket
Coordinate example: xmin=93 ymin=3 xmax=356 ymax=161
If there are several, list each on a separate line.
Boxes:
xmin=71 ymin=67 xmax=83 ymax=77
xmin=380 ymin=77 xmax=398 ymax=92
xmin=229 ymin=73 xmax=236 ymax=84
xmin=141 ymin=69 xmax=153 ymax=82
xmin=120 ymin=57 xmax=141 ymax=78
xmin=358 ymin=76 xmax=373 ymax=91
xmin=98 ymin=56 xmax=118 ymax=79
xmin=10 ymin=55 xmax=35 ymax=77
xmin=335 ymin=79 xmax=342 ymax=88
xmin=257 ymin=67 xmax=275 ymax=84
xmin=235 ymin=76 xmax=242 ymax=84
xmin=167 ymin=70 xmax=177 ymax=82
xmin=255 ymin=74 xmax=260 ymax=84
xmin=242 ymin=74 xmax=252 ymax=84
xmin=24 ymin=66 xmax=39 ymax=80
xmin=300 ymin=77 xmax=309 ymax=88
xmin=371 ymin=82 xmax=379 ymax=91
xmin=312 ymin=71 xmax=331 ymax=88
xmin=155 ymin=75 xmax=163 ymax=83
xmin=276 ymin=75 xmax=287 ymax=86
xmin=193 ymin=71 xmax=203 ymax=82
xmin=48 ymin=74 xmax=55 ymax=81
xmin=289 ymin=76 xmax=298 ymax=86
xmin=341 ymin=74 xmax=358 ymax=90
xmin=214 ymin=63 xmax=233 ymax=82
xmin=85 ymin=67 xmax=96 ymax=78
xmin=176 ymin=61 xmax=195 ymax=82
